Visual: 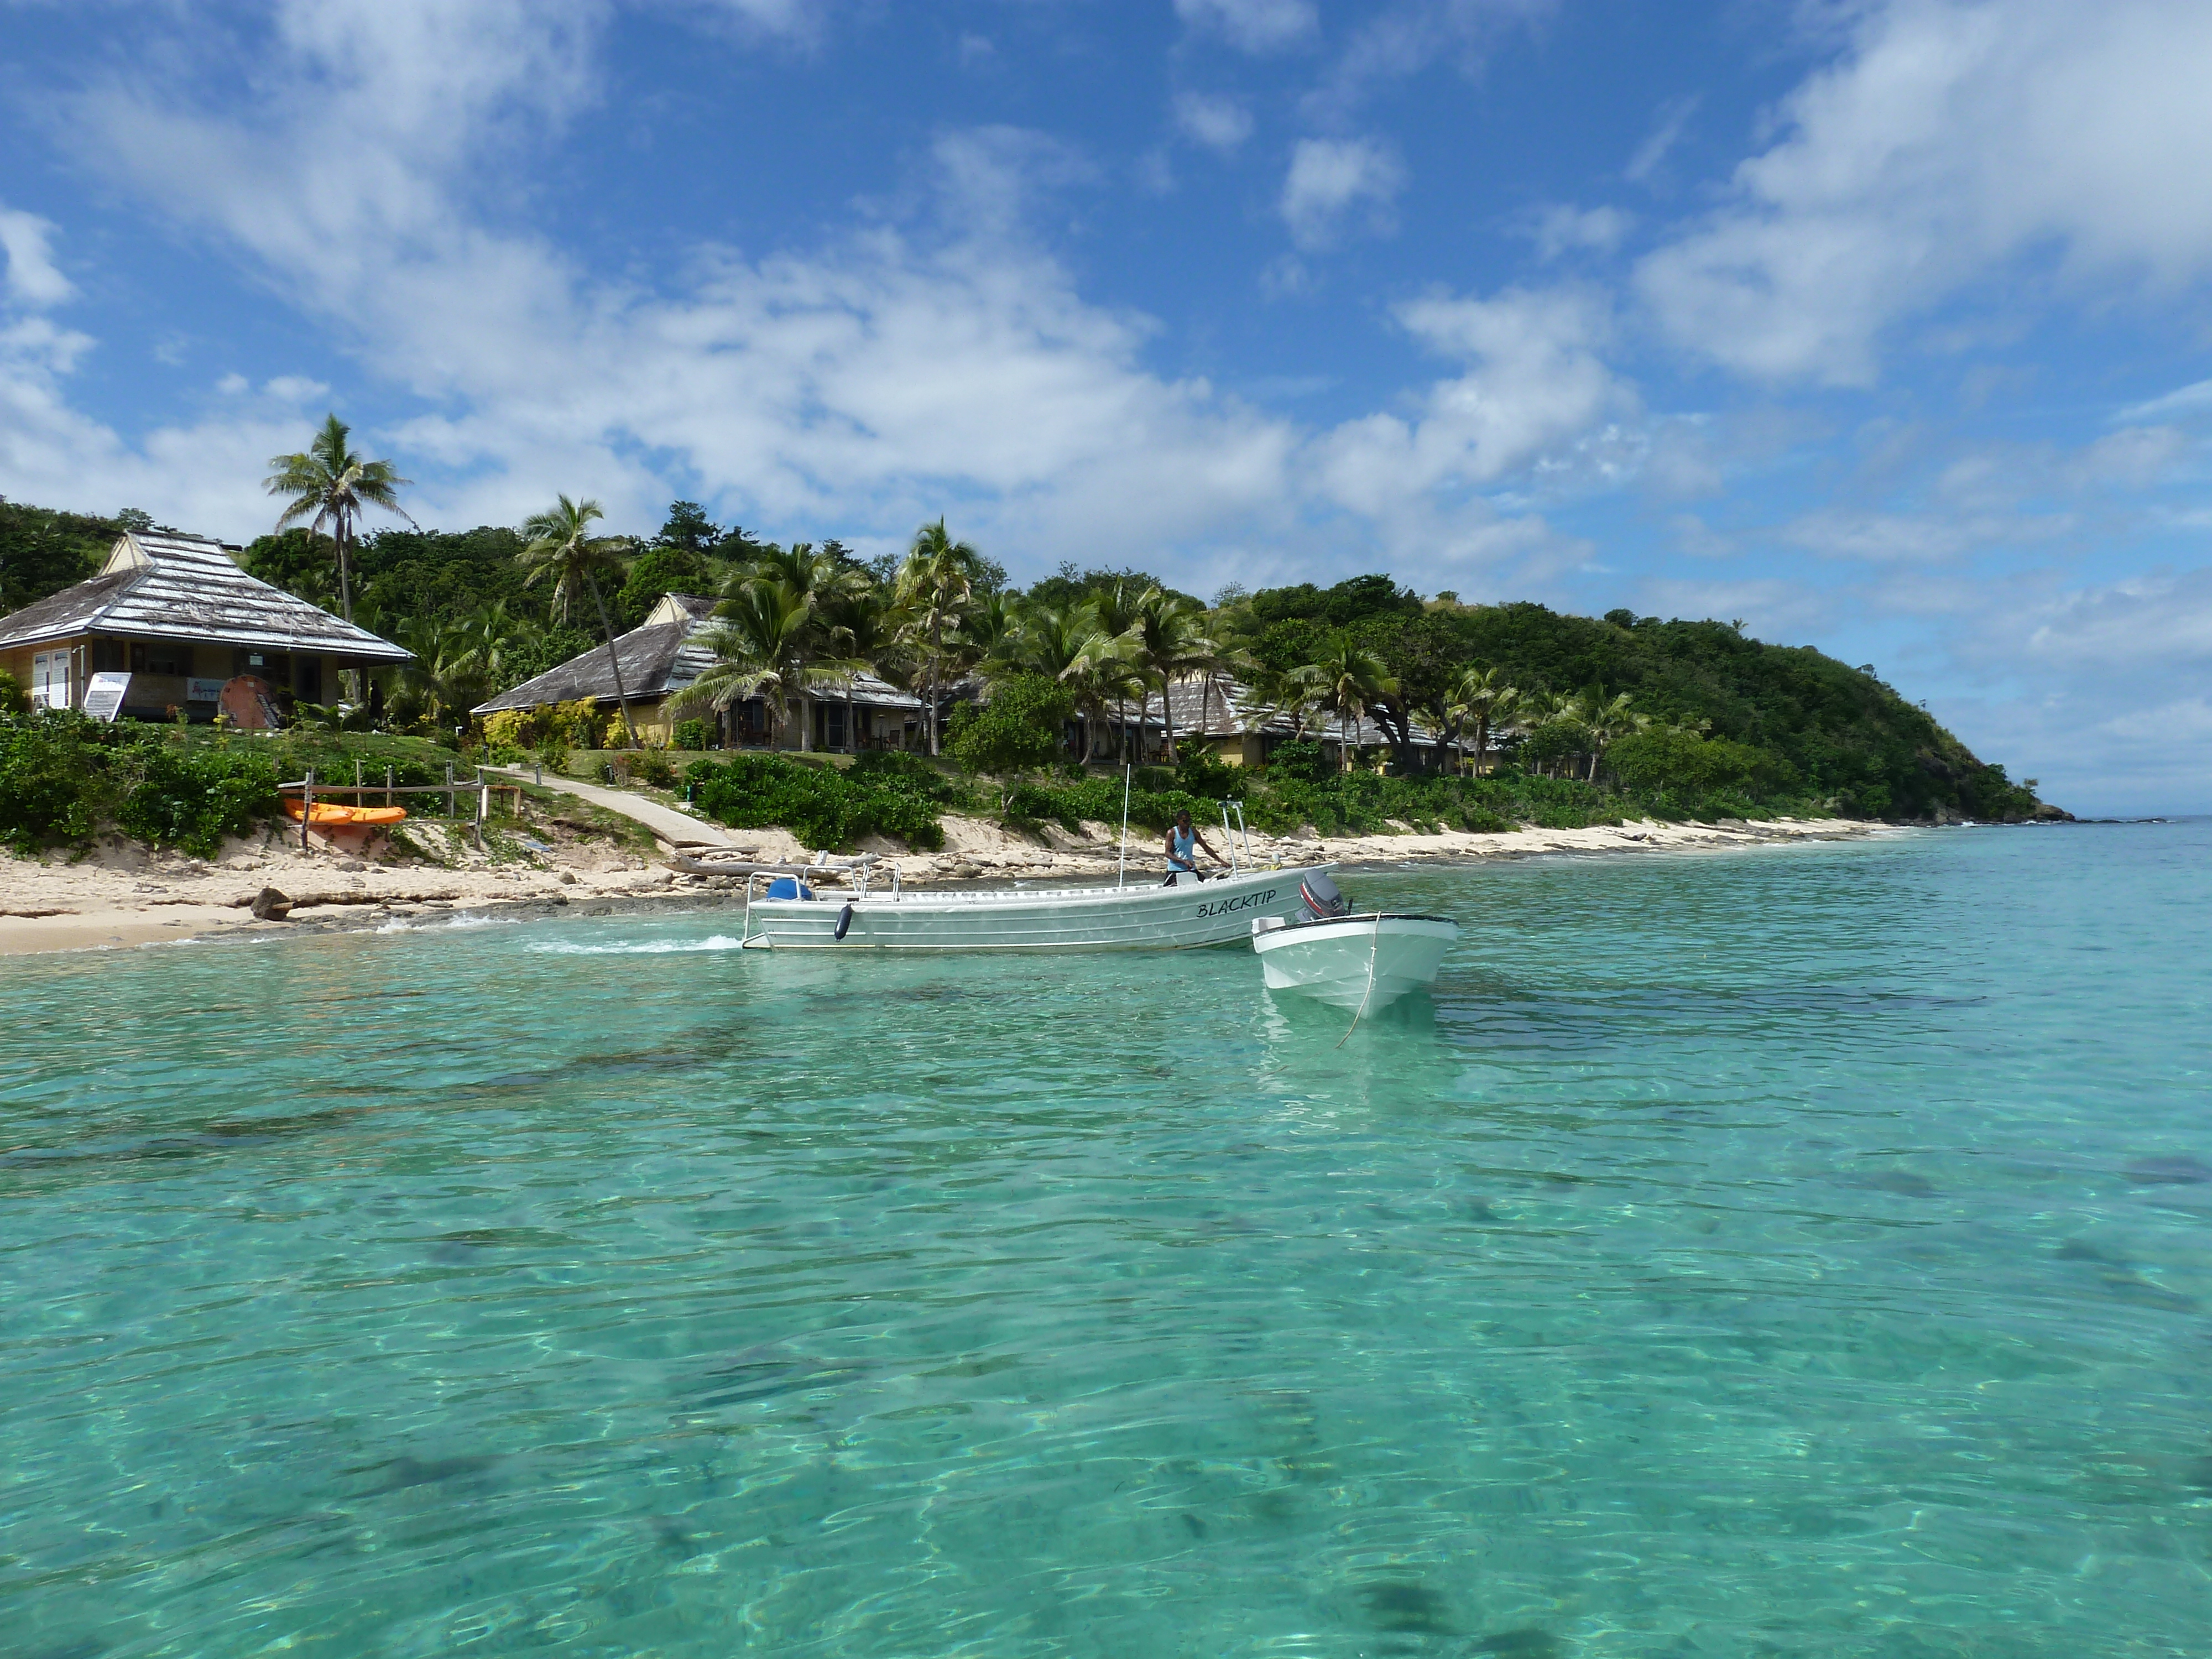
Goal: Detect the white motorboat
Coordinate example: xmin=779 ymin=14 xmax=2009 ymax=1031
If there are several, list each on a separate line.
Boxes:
xmin=1250 ymin=872 xmax=1458 ymax=1010
xmin=725 ymin=859 xmax=1336 ymax=951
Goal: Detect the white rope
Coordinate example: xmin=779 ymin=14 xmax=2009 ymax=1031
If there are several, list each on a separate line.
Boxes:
xmin=1336 ymin=915 xmax=1384 ymax=1048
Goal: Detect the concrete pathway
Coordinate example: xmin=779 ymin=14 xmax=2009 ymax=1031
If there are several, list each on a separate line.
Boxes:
xmin=488 ymin=766 xmax=748 ymax=849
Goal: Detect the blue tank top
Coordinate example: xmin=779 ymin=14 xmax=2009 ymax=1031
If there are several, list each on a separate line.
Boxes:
xmin=1169 ymin=826 xmax=1197 ymax=864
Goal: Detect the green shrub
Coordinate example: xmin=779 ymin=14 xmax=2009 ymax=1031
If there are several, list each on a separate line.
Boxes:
xmin=0 ymin=669 xmax=29 ymax=717
xmin=0 ymin=713 xmax=278 ymax=857
xmin=633 ymin=750 xmax=677 ymax=789
xmin=671 ymin=717 xmax=711 ymax=752
xmin=687 ymin=753 xmax=946 ymax=851
xmin=947 ymin=675 xmax=1075 ymax=775
xmin=0 ymin=714 xmax=111 ymax=851
xmin=114 ymin=745 xmax=278 ymax=857
xmin=1265 ymin=739 xmax=1328 ymax=783
xmin=1175 ymin=747 xmax=1240 ymax=800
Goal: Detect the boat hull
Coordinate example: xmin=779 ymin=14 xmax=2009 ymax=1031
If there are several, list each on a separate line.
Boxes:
xmin=743 ymin=865 xmax=1333 ymax=951
xmin=1252 ymin=915 xmax=1458 ymax=1009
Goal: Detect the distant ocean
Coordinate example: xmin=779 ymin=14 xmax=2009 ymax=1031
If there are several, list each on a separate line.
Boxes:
xmin=4 ymin=821 xmax=2206 ymax=1657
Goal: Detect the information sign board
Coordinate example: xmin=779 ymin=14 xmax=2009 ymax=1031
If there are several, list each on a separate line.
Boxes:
xmin=81 ymin=672 xmax=132 ymax=722
xmin=187 ymin=677 xmax=225 ymax=703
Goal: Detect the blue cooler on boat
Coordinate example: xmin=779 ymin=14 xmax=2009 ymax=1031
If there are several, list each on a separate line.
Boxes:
xmin=765 ymin=877 xmax=815 ymax=900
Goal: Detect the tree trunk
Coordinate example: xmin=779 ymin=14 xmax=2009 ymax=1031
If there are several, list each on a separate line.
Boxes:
xmin=1161 ymin=676 xmax=1178 ymax=764
xmin=1474 ymin=714 xmax=1489 ymax=778
xmin=799 ymin=689 xmax=812 ymax=752
xmin=926 ymin=618 xmax=943 ymax=756
xmin=585 ymin=572 xmax=638 ymax=748
xmin=846 ymin=681 xmax=857 ymax=754
xmin=335 ymin=513 xmax=354 ymax=623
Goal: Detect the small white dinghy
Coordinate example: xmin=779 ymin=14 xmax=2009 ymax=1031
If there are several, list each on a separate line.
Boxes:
xmin=1250 ymin=872 xmax=1458 ymax=1011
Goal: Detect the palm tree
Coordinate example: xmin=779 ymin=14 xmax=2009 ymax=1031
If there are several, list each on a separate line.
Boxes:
xmin=1297 ymin=633 xmax=1398 ymax=773
xmin=997 ymin=598 xmax=1132 ymax=762
xmin=264 ymin=413 xmax=415 ymax=625
xmin=1089 ymin=577 xmax=1150 ymax=760
xmin=1445 ymin=664 xmax=1516 ymax=776
xmin=895 ymin=519 xmax=982 ymax=755
xmin=675 ymin=581 xmax=859 ymax=752
xmin=820 ymin=585 xmax=902 ymax=752
xmin=1131 ymin=587 xmax=1214 ymax=763
xmin=1579 ymin=691 xmax=1645 ymax=781
xmin=728 ymin=541 xmax=870 ymax=748
xmin=519 ymin=495 xmax=638 ymax=748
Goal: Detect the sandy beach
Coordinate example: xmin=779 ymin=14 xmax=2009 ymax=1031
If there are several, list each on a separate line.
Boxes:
xmin=0 ymin=811 xmax=1876 ymax=957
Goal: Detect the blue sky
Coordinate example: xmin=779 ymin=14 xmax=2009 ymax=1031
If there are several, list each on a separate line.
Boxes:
xmin=3 ymin=0 xmax=2210 ymax=813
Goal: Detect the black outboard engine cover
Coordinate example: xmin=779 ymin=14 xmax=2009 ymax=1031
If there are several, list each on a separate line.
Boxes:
xmin=1298 ymin=872 xmax=1347 ymax=920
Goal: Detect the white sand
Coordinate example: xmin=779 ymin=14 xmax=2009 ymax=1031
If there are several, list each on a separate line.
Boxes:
xmin=0 ymin=812 xmax=1873 ymax=957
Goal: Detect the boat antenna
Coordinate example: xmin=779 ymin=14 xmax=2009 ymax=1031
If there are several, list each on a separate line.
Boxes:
xmin=1117 ymin=764 xmax=1131 ymax=889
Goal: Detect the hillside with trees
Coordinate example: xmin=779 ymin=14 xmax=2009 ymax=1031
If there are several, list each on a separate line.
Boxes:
xmin=1 ymin=456 xmax=2056 ymax=855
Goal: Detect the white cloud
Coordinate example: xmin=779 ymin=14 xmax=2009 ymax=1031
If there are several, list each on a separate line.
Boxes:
xmin=1173 ymin=90 xmax=1254 ymax=152
xmin=1525 ymin=203 xmax=1631 ymax=261
xmin=1637 ymin=0 xmax=2212 ymax=385
xmin=2116 ymin=378 xmax=2212 ymax=425
xmin=0 ymin=205 xmax=75 ymax=307
xmin=1781 ymin=507 xmax=2067 ymax=564
xmin=1306 ymin=0 xmax=1554 ymax=117
xmin=1280 ymin=135 xmax=1406 ymax=249
xmin=1624 ymin=94 xmax=1698 ymax=184
xmin=1 ymin=0 xmax=1632 ymax=613
xmin=1174 ymin=0 xmax=1317 ymax=54
xmin=1314 ymin=285 xmax=1627 ymax=513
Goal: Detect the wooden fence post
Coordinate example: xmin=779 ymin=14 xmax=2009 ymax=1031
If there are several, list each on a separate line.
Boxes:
xmin=302 ymin=768 xmax=313 ymax=851
xmin=385 ymin=766 xmax=394 ymax=807
xmin=445 ymin=761 xmax=455 ymax=819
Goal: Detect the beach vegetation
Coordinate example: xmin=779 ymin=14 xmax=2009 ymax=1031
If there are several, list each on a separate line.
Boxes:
xmin=685 ymin=752 xmax=948 ymax=852
xmin=947 ymin=674 xmax=1074 ymax=775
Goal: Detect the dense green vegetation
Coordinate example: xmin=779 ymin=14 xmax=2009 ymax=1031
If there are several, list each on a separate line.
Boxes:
xmin=2 ymin=435 xmax=2056 ymax=853
xmin=0 ymin=499 xmax=134 ymax=614
xmin=0 ymin=713 xmax=279 ymax=857
xmin=0 ymin=717 xmax=502 ymax=858
xmin=686 ymin=752 xmax=951 ymax=852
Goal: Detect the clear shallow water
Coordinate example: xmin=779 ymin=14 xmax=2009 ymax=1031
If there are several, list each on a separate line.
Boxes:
xmin=4 ymin=824 xmax=2209 ymax=1658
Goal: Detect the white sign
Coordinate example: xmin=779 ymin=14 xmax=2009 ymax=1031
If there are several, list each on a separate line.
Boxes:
xmin=81 ymin=672 xmax=132 ymax=722
xmin=187 ymin=677 xmax=225 ymax=703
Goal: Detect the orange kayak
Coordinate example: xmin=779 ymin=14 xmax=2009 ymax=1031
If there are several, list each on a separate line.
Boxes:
xmin=283 ymin=801 xmax=408 ymax=826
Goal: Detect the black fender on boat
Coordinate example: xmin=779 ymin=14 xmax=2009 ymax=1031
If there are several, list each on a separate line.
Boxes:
xmin=834 ymin=902 xmax=854 ymax=941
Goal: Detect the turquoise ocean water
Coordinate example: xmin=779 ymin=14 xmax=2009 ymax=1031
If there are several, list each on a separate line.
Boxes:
xmin=3 ymin=823 xmax=2209 ymax=1657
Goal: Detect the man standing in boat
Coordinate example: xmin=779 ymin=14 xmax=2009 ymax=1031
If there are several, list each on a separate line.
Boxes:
xmin=1164 ymin=810 xmax=1228 ymax=884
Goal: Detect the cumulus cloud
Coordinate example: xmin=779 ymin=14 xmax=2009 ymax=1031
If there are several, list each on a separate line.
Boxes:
xmin=1525 ymin=203 xmax=1632 ymax=261
xmin=3 ymin=0 xmax=1634 ymax=607
xmin=1174 ymin=0 xmax=1318 ymax=54
xmin=1172 ymin=90 xmax=1255 ymax=152
xmin=1313 ymin=285 xmax=1629 ymax=514
xmin=1637 ymin=0 xmax=2212 ymax=385
xmin=0 ymin=206 xmax=75 ymax=307
xmin=1279 ymin=135 xmax=1406 ymax=249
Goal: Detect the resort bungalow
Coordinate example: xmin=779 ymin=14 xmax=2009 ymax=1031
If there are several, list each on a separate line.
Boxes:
xmin=0 ymin=529 xmax=410 ymax=719
xmin=473 ymin=592 xmax=927 ymax=751
xmin=1086 ymin=673 xmax=1447 ymax=771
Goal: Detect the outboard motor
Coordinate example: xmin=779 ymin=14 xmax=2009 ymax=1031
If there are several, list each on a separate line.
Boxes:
xmin=1298 ymin=871 xmax=1347 ymax=921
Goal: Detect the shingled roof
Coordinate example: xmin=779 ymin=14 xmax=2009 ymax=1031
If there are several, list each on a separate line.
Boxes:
xmin=472 ymin=592 xmax=924 ymax=716
xmin=0 ymin=531 xmax=410 ymax=662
